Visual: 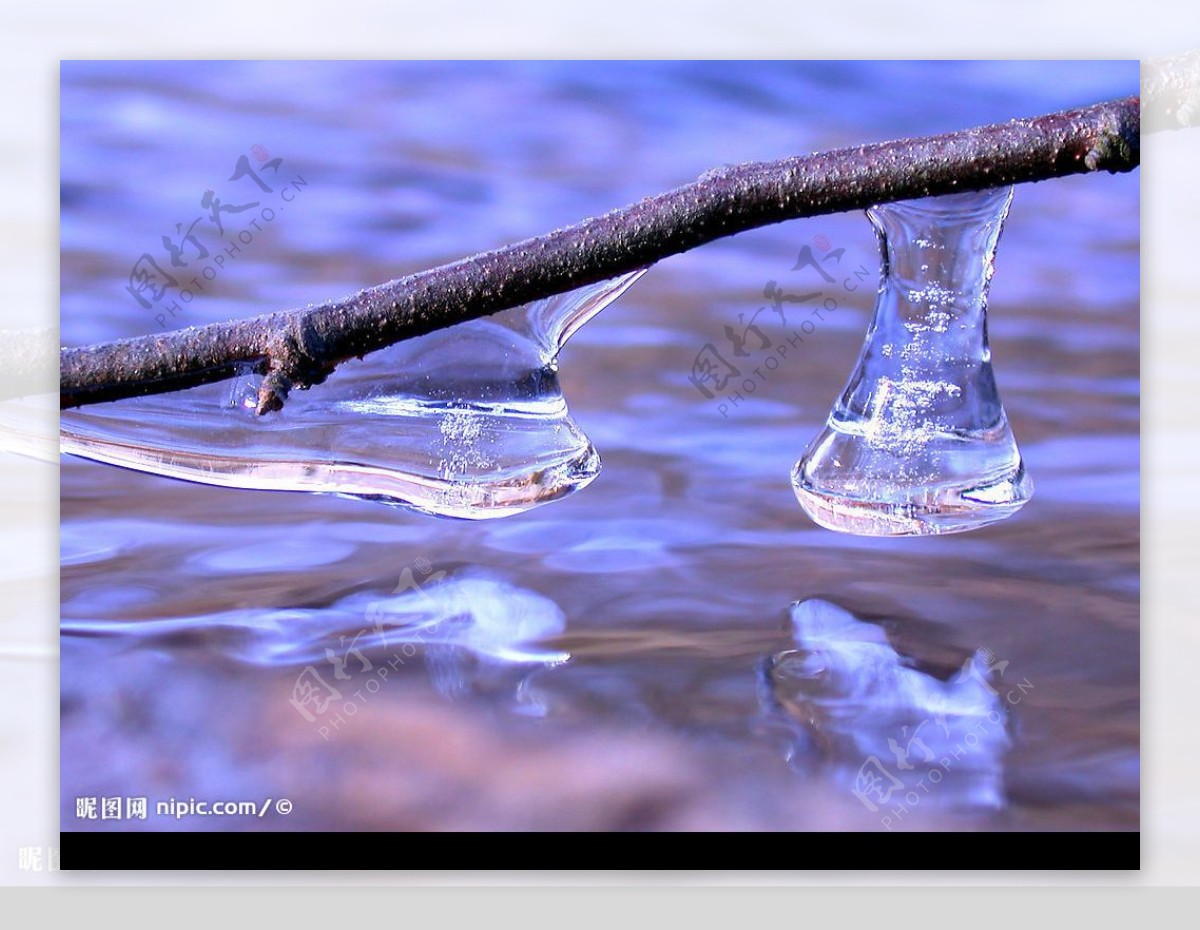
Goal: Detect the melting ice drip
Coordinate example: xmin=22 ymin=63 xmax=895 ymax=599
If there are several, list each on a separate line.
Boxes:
xmin=761 ymin=599 xmax=1010 ymax=813
xmin=60 ymin=271 xmax=645 ymax=519
xmin=792 ymin=187 xmax=1033 ymax=535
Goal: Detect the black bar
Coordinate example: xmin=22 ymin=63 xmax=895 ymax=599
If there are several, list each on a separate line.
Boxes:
xmin=61 ymin=830 xmax=1140 ymax=871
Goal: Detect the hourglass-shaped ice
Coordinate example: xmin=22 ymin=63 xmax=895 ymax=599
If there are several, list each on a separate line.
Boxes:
xmin=60 ymin=271 xmax=645 ymax=519
xmin=791 ymin=187 xmax=1032 ymax=536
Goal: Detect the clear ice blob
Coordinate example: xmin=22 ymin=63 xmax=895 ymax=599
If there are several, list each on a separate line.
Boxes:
xmin=792 ymin=187 xmax=1032 ymax=536
xmin=60 ymin=271 xmax=646 ymax=519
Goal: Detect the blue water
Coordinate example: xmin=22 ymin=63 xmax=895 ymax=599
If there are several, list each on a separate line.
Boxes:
xmin=60 ymin=61 xmax=1139 ymax=833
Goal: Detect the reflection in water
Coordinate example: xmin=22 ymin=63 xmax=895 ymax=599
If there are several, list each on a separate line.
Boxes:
xmin=762 ymin=599 xmax=1010 ymax=814
xmin=60 ymin=273 xmax=645 ymax=520
xmin=363 ymin=572 xmax=570 ymax=700
xmin=63 ymin=570 xmax=570 ymax=702
xmin=58 ymin=61 xmax=1140 ymax=833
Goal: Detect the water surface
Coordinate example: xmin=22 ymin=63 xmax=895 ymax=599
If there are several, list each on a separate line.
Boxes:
xmin=60 ymin=61 xmax=1139 ymax=833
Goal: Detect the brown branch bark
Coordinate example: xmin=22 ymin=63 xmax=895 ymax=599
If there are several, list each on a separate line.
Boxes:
xmin=60 ymin=95 xmax=1140 ymax=415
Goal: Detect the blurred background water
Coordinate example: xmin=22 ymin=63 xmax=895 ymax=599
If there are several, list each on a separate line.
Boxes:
xmin=59 ymin=61 xmax=1138 ymax=833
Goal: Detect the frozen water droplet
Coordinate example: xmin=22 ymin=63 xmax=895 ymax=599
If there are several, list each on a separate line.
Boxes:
xmin=226 ymin=363 xmax=262 ymax=412
xmin=61 ymin=271 xmax=646 ymax=518
xmin=792 ymin=188 xmax=1032 ymax=536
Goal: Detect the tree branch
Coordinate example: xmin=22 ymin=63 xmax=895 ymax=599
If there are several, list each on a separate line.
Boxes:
xmin=60 ymin=95 xmax=1139 ymax=415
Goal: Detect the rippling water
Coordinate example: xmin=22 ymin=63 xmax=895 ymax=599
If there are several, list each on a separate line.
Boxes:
xmin=59 ymin=61 xmax=1139 ymax=832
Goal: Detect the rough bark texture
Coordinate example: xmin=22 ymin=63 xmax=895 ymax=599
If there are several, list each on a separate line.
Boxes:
xmin=60 ymin=95 xmax=1140 ymax=415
